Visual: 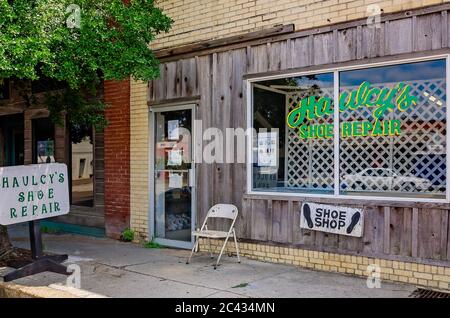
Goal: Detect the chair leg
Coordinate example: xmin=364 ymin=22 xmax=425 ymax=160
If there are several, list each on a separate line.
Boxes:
xmin=215 ymin=236 xmax=230 ymax=270
xmin=187 ymin=236 xmax=198 ymax=264
xmin=233 ymin=229 xmax=240 ymax=263
xmin=208 ymin=237 xmax=213 ymax=258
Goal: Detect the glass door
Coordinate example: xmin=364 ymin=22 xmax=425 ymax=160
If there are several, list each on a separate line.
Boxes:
xmin=150 ymin=105 xmax=195 ymax=249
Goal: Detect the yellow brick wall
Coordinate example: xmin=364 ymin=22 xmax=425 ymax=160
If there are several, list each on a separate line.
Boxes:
xmin=199 ymin=239 xmax=450 ymax=291
xmin=130 ymin=80 xmax=149 ymax=242
xmin=153 ymin=0 xmax=450 ymax=50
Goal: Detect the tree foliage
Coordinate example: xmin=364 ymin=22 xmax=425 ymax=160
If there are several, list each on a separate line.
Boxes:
xmin=0 ymin=0 xmax=172 ymax=128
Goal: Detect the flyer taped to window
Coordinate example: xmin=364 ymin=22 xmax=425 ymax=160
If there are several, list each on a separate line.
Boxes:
xmin=168 ymin=149 xmax=182 ymax=166
xmin=168 ymin=120 xmax=179 ymax=141
xmin=169 ymin=172 xmax=183 ymax=189
xmin=257 ymin=132 xmax=278 ymax=168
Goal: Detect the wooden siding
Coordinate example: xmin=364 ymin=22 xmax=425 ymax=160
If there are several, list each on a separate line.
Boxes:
xmin=148 ymin=5 xmax=450 ymax=265
xmin=241 ymin=198 xmax=449 ymax=265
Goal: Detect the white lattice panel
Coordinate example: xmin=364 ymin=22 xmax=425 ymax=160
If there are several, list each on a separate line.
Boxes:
xmin=286 ymin=87 xmax=334 ymax=191
xmin=285 ymin=78 xmax=446 ymax=196
xmin=340 ymin=78 xmax=446 ymax=195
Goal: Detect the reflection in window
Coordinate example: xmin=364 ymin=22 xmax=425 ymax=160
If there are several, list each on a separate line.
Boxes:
xmin=250 ymin=59 xmax=447 ymax=200
xmin=71 ymin=125 xmax=94 ymax=207
xmin=33 ymin=118 xmax=55 ymax=164
xmin=252 ymin=73 xmax=335 ymax=193
xmin=339 ymin=60 xmax=446 ymax=199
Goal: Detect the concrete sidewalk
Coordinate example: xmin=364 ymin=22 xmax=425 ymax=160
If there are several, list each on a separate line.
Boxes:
xmin=1 ymin=224 xmax=415 ymax=298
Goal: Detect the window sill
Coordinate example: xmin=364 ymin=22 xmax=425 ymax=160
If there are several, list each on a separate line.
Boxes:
xmin=243 ymin=191 xmax=450 ymax=209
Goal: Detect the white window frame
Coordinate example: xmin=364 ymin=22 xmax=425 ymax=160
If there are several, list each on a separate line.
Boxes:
xmin=246 ymin=54 xmax=450 ymax=203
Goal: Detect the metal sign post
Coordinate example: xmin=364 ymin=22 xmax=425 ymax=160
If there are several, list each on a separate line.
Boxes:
xmin=3 ymin=220 xmax=69 ymax=282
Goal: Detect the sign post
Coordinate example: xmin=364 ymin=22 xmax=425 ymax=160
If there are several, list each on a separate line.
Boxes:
xmin=0 ymin=163 xmax=71 ymax=282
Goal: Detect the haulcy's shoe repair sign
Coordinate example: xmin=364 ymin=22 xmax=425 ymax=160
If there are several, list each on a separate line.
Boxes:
xmin=300 ymin=202 xmax=364 ymax=237
xmin=0 ymin=163 xmax=70 ymax=225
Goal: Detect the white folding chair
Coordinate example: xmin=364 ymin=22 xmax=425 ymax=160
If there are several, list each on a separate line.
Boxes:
xmin=186 ymin=204 xmax=240 ymax=269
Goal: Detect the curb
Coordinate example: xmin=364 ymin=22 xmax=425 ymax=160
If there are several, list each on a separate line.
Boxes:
xmin=0 ymin=282 xmax=107 ymax=298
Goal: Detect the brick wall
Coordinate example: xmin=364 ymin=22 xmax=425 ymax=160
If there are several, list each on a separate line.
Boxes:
xmin=153 ymin=0 xmax=450 ymax=50
xmin=104 ymin=80 xmax=131 ymax=239
xmin=130 ymin=80 xmax=149 ymax=242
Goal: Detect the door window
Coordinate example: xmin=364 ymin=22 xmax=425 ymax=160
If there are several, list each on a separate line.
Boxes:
xmin=154 ymin=108 xmax=193 ymax=243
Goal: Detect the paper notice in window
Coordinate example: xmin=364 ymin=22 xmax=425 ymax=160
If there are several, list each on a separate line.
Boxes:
xmin=169 ymin=173 xmax=183 ymax=189
xmin=257 ymin=132 xmax=278 ymax=167
xmin=168 ymin=120 xmax=179 ymax=140
xmin=168 ymin=149 xmax=182 ymax=166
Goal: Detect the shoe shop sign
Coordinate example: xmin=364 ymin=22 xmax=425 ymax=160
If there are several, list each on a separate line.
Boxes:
xmin=300 ymin=202 xmax=364 ymax=237
xmin=0 ymin=164 xmax=70 ymax=225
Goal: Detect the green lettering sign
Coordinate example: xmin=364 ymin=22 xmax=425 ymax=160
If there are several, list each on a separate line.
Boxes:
xmin=2 ymin=177 xmax=9 ymax=188
xmin=10 ymin=208 xmax=17 ymax=219
xmin=21 ymin=206 xmax=27 ymax=217
xmin=286 ymin=81 xmax=418 ymax=139
xmin=32 ymin=205 xmax=38 ymax=216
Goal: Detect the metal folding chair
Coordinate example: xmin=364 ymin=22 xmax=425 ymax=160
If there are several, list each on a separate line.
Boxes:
xmin=186 ymin=204 xmax=240 ymax=269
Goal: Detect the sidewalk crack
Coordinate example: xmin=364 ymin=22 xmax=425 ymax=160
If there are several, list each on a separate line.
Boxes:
xmin=94 ymin=261 xmax=249 ymax=298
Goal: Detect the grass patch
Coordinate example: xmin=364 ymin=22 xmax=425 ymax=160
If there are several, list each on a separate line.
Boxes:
xmin=143 ymin=239 xmax=164 ymax=249
xmin=121 ymin=228 xmax=135 ymax=242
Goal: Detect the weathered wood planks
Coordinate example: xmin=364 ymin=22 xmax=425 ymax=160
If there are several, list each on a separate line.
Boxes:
xmin=147 ymin=6 xmax=450 ymax=265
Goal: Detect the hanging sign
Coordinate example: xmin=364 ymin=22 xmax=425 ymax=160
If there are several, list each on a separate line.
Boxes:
xmin=0 ymin=163 xmax=70 ymax=225
xmin=300 ymin=202 xmax=364 ymax=237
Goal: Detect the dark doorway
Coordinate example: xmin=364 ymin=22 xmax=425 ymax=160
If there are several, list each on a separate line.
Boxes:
xmin=0 ymin=114 xmax=24 ymax=167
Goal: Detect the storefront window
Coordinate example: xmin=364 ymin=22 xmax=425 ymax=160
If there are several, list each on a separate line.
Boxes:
xmin=252 ymin=73 xmax=334 ymax=194
xmin=339 ymin=60 xmax=446 ymax=199
xmin=251 ymin=58 xmax=447 ymax=200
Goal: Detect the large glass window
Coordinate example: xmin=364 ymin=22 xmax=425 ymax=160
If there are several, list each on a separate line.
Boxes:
xmin=253 ymin=73 xmax=334 ymax=194
xmin=339 ymin=60 xmax=446 ymax=199
xmin=251 ymin=58 xmax=447 ymax=200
